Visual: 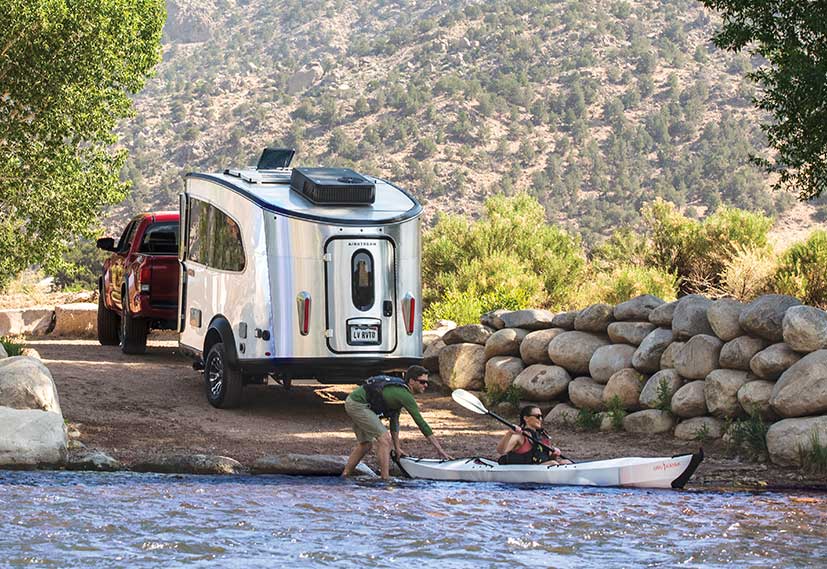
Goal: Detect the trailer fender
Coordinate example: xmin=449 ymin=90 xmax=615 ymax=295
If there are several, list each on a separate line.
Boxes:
xmin=204 ymin=316 xmax=239 ymax=368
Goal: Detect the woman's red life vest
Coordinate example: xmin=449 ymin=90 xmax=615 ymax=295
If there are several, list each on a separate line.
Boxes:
xmin=499 ymin=428 xmax=553 ymax=465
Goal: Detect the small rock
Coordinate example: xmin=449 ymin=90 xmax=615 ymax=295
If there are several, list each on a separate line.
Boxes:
xmin=672 ymin=295 xmax=714 ymax=339
xmin=739 ymin=294 xmax=802 ymax=342
xmin=602 ymin=368 xmax=645 ymax=410
xmin=253 ymin=454 xmax=375 ymax=476
xmin=484 ymin=328 xmax=528 ymax=360
xmin=707 ymin=298 xmax=745 ymax=341
xmin=65 ymin=450 xmax=121 ymax=471
xmin=659 ymin=341 xmax=684 ymax=369
xmin=649 ymin=300 xmax=677 ymax=327
xmin=782 ymin=305 xmax=827 ymax=353
xmin=589 ymin=344 xmax=636 ymax=384
xmin=500 ymin=309 xmax=555 ymax=330
xmin=480 ymin=309 xmax=509 ymax=330
xmin=749 ymin=343 xmax=802 ymax=380
xmin=443 ymin=324 xmax=493 ymax=346
xmin=623 ymin=409 xmax=675 ymax=434
xmin=613 ymin=295 xmax=664 ymax=321
xmin=607 ymin=321 xmax=657 ymax=346
xmin=719 ymin=336 xmax=769 ymax=370
xmin=674 ymin=335 xmax=723 ymax=380
xmin=574 ymin=304 xmax=615 ymax=333
xmin=131 ymin=454 xmax=245 ymax=475
xmin=705 ymin=369 xmax=753 ymax=418
xmin=547 ymin=331 xmax=611 ymax=375
xmin=551 ymin=311 xmax=578 ymax=330
xmin=519 ymin=328 xmax=565 ymax=365
xmin=484 ymin=356 xmax=525 ymax=393
xmin=632 ymin=327 xmax=675 ymax=373
xmin=513 ymin=364 xmax=571 ymax=401
xmin=568 ymin=377 xmax=605 ymax=411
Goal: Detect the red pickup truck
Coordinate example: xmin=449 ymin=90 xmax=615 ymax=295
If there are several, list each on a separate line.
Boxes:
xmin=96 ymin=212 xmax=180 ymax=353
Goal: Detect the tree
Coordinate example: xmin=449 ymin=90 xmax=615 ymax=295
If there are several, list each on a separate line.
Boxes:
xmin=0 ymin=0 xmax=165 ymax=289
xmin=701 ymin=0 xmax=827 ymax=199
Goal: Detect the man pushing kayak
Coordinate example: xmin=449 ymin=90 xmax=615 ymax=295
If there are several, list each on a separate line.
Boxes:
xmin=341 ymin=365 xmax=453 ymax=479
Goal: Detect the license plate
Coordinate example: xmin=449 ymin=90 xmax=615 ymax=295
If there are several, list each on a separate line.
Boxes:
xmin=348 ymin=324 xmax=380 ymax=345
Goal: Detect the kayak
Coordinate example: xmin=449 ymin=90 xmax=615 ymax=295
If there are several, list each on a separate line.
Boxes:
xmin=398 ymin=450 xmax=703 ymax=489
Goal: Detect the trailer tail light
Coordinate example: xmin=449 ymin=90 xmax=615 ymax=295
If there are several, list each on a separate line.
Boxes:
xmin=402 ymin=293 xmax=415 ymax=335
xmin=296 ymin=291 xmax=311 ymax=336
xmin=139 ymin=265 xmax=151 ymax=293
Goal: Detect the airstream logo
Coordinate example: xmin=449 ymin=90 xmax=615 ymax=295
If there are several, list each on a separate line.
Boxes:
xmin=347 ymin=241 xmax=378 ymax=247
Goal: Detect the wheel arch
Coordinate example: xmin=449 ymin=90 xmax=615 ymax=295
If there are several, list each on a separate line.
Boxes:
xmin=204 ymin=316 xmax=239 ymax=367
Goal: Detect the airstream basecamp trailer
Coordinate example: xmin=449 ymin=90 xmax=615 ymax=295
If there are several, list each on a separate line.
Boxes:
xmin=178 ymin=149 xmax=423 ymax=408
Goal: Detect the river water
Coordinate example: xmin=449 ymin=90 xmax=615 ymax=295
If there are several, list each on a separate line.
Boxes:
xmin=1 ymin=471 xmax=825 ymax=568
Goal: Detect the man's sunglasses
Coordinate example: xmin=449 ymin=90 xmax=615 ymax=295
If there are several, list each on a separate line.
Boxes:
xmin=412 ymin=378 xmax=429 ymax=385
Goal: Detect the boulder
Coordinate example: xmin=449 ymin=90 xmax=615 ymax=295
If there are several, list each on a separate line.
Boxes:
xmin=589 ymin=344 xmax=636 ymax=384
xmin=513 ymin=364 xmax=571 ymax=401
xmin=568 ymin=377 xmax=605 ymax=411
xmin=782 ymin=305 xmax=827 ymax=353
xmin=574 ymin=303 xmax=615 ymax=333
xmin=705 ymin=369 xmax=752 ymax=418
xmin=65 ymin=450 xmax=122 ymax=471
xmin=649 ymin=300 xmax=677 ymax=327
xmin=484 ymin=356 xmax=525 ymax=393
xmin=623 ymin=410 xmax=675 ymax=434
xmin=639 ymin=369 xmax=683 ymax=410
xmin=427 ymin=372 xmax=444 ymax=392
xmin=607 ymin=321 xmax=656 ymax=346
xmin=708 ymin=298 xmax=745 ymax=341
xmin=602 ymin=368 xmax=645 ymax=410
xmin=613 ymin=295 xmax=665 ymax=321
xmin=484 ymin=328 xmax=528 ymax=360
xmin=480 ymin=309 xmax=508 ymax=330
xmin=252 ymin=454 xmax=375 ymax=476
xmin=659 ymin=341 xmax=684 ymax=369
xmin=423 ymin=338 xmax=445 ymax=372
xmin=132 ymin=454 xmax=245 ymax=475
xmin=766 ymin=416 xmax=827 ymax=467
xmin=671 ymin=381 xmax=709 ymax=418
xmin=739 ymin=294 xmax=802 ymax=342
xmin=547 ymin=331 xmax=611 ymax=375
xmin=0 ymin=356 xmax=62 ymax=414
xmin=0 ymin=407 xmax=67 ymax=467
xmin=551 ymin=311 xmax=578 ymax=330
xmin=422 ymin=330 xmax=446 ymax=351
xmin=674 ymin=335 xmax=723 ymax=380
xmin=719 ymin=336 xmax=769 ymax=370
xmin=543 ymin=402 xmax=578 ymax=428
xmin=500 ymin=309 xmax=555 ymax=331
xmin=0 ymin=344 xmax=6 ymax=359
xmin=519 ymin=328 xmax=565 ymax=365
xmin=770 ymin=350 xmax=827 ymax=417
xmin=52 ymin=303 xmax=97 ymax=337
xmin=737 ymin=380 xmax=778 ymax=420
xmin=632 ymin=327 xmax=675 ymax=373
xmin=672 ymin=295 xmax=714 ymax=339
xmin=749 ymin=343 xmax=802 ymax=380
xmin=674 ymin=417 xmax=724 ymax=440
xmin=0 ymin=307 xmax=53 ymax=337
xmin=443 ymin=324 xmax=493 ymax=346
xmin=438 ymin=343 xmax=486 ymax=390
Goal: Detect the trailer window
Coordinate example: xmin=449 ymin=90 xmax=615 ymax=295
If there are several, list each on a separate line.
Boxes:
xmin=187 ymin=199 xmax=210 ymax=265
xmin=351 ymin=250 xmax=374 ymax=311
xmin=211 ymin=209 xmax=245 ymax=272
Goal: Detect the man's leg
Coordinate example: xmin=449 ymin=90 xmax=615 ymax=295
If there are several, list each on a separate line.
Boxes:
xmin=342 ymin=441 xmax=372 ymax=477
xmin=375 ymin=432 xmax=392 ymax=479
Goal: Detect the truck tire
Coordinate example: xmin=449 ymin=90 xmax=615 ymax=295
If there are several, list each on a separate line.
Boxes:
xmin=97 ymin=290 xmax=120 ymax=346
xmin=204 ymin=342 xmax=243 ymax=408
xmin=120 ymin=288 xmax=148 ymax=354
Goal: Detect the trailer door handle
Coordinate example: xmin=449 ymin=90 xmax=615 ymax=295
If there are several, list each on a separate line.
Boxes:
xmin=187 ymin=268 xmax=195 ymax=277
xmin=383 ymin=300 xmax=393 ymax=317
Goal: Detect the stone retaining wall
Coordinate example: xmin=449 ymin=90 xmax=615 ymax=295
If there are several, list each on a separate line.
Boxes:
xmin=425 ymin=295 xmax=827 ymax=468
xmin=0 ymin=302 xmax=97 ymax=338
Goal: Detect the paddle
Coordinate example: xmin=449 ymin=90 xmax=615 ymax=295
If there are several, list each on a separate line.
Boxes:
xmin=451 ymin=389 xmax=571 ymax=461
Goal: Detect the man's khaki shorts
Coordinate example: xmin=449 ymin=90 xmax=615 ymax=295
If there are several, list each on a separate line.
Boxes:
xmin=345 ymin=396 xmax=387 ymax=443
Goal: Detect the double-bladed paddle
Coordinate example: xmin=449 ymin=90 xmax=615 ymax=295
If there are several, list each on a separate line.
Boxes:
xmin=451 ymin=388 xmax=572 ymax=461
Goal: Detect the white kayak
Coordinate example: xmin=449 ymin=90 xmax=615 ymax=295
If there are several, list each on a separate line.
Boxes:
xmin=398 ymin=450 xmax=703 ymax=489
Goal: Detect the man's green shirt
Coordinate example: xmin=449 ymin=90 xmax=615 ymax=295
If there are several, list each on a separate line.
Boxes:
xmin=349 ymin=385 xmax=433 ymax=437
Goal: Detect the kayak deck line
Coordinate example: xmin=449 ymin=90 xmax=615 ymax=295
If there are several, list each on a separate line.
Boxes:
xmin=397 ymin=450 xmax=704 ymax=489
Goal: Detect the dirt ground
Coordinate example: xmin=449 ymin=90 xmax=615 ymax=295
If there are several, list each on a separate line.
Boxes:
xmin=19 ymin=335 xmax=827 ymax=490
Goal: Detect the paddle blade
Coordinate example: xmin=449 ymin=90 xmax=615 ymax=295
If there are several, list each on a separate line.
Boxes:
xmin=452 ymin=389 xmax=488 ymax=415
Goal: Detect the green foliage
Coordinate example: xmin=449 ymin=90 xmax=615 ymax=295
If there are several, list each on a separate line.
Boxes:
xmin=606 ymin=395 xmax=627 ymax=431
xmin=654 ymin=378 xmax=673 ymax=413
xmin=701 ymin=0 xmax=827 ymax=199
xmin=51 ymin=238 xmax=108 ymax=291
xmin=775 ymin=231 xmax=827 ymax=308
xmin=726 ymin=410 xmax=769 ymax=460
xmin=1 ymin=337 xmax=24 ymax=357
xmin=692 ymin=423 xmax=711 ymax=443
xmin=574 ymin=408 xmax=601 ymax=431
xmin=0 ymin=0 xmax=165 ymax=290
xmin=485 ymin=384 xmax=524 ymax=408
xmin=573 ymin=264 xmax=679 ymax=308
xmin=799 ymin=430 xmax=827 ymax=475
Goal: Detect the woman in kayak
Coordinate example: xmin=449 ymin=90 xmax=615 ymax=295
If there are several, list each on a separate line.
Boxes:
xmin=496 ymin=406 xmax=571 ymax=465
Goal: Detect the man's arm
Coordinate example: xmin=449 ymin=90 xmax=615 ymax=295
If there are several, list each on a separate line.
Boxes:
xmin=426 ymin=434 xmax=453 ymax=460
xmin=391 ymin=429 xmax=404 ymax=457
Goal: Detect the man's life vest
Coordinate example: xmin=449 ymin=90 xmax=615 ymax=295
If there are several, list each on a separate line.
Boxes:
xmin=362 ymin=375 xmax=410 ymax=418
xmin=498 ymin=428 xmax=553 ymax=465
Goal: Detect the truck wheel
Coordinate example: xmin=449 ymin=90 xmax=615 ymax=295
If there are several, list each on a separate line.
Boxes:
xmin=120 ymin=290 xmax=148 ymax=354
xmin=204 ymin=342 xmax=243 ymax=408
xmin=97 ymin=290 xmax=120 ymax=346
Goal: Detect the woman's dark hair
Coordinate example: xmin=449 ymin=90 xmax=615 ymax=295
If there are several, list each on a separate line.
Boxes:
xmin=404 ymin=365 xmax=429 ymax=383
xmin=518 ymin=406 xmax=541 ymax=428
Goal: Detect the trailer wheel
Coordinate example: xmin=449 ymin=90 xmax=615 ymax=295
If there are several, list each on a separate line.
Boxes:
xmin=120 ymin=288 xmax=148 ymax=354
xmin=204 ymin=342 xmax=243 ymax=408
xmin=97 ymin=289 xmax=120 ymax=346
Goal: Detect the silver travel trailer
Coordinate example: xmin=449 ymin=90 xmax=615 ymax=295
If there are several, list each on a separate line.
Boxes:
xmin=178 ymin=149 xmax=423 ymax=408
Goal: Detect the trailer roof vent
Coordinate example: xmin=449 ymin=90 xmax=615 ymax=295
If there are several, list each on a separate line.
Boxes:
xmin=256 ymin=148 xmax=295 ymax=170
xmin=290 ymin=167 xmax=375 ymax=205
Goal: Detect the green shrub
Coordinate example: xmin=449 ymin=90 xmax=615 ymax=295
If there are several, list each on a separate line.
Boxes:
xmin=574 ymin=408 xmax=602 ymax=431
xmin=716 ymin=245 xmax=777 ymax=301
xmin=606 ymin=395 xmax=627 ymax=431
xmin=799 ymin=430 xmax=827 ymax=474
xmin=654 ymin=377 xmax=674 ymax=413
xmin=485 ymin=384 xmax=524 ymax=408
xmin=1 ymin=337 xmax=24 ymax=356
xmin=692 ymin=423 xmax=711 ymax=443
xmin=572 ymin=264 xmax=679 ymax=308
xmin=775 ymin=230 xmax=827 ymax=308
xmin=726 ymin=410 xmax=769 ymax=460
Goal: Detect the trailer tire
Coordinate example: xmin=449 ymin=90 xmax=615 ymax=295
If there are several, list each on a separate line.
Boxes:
xmin=204 ymin=342 xmax=243 ymax=408
xmin=97 ymin=290 xmax=120 ymax=346
xmin=120 ymin=288 xmax=148 ymax=354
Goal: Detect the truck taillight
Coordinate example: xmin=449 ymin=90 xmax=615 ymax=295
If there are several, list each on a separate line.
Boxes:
xmin=139 ymin=265 xmax=151 ymax=293
xmin=402 ymin=293 xmax=415 ymax=335
xmin=296 ymin=291 xmax=311 ymax=336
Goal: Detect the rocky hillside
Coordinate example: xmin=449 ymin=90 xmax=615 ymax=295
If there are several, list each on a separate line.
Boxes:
xmin=116 ymin=0 xmax=823 ymax=238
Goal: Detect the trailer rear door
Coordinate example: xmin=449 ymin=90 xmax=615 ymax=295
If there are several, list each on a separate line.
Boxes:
xmin=324 ymin=237 xmax=397 ymax=353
